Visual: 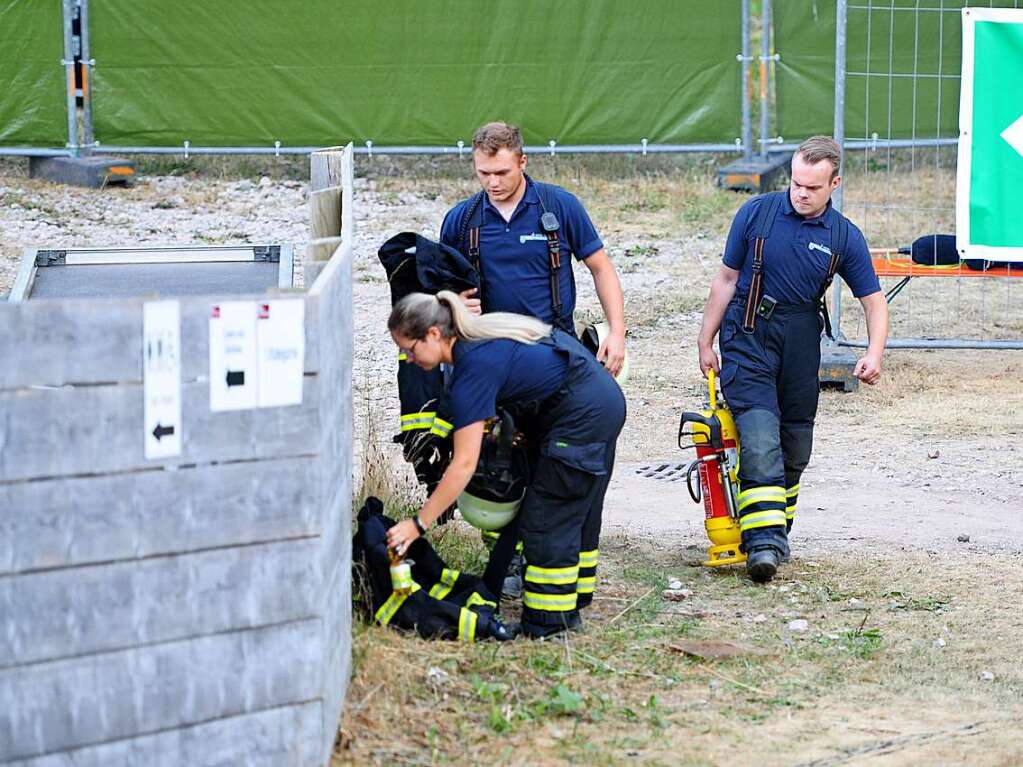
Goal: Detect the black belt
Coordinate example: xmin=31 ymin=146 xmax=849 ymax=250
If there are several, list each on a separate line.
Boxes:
xmin=732 ymin=294 xmax=819 ymax=316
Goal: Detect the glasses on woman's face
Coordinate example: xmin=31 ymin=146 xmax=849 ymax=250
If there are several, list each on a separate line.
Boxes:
xmin=400 ymin=338 xmax=423 ymax=360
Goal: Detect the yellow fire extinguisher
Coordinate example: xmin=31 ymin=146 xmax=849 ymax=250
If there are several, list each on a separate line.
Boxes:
xmin=678 ymin=370 xmax=746 ymax=567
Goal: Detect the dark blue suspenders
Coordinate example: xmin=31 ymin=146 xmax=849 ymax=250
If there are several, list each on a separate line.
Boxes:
xmin=458 ymin=181 xmax=571 ymax=332
xmin=741 ymin=191 xmax=848 ymax=340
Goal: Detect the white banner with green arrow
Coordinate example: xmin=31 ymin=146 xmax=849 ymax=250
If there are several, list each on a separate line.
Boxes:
xmin=956 ymin=7 xmax=1023 ymax=263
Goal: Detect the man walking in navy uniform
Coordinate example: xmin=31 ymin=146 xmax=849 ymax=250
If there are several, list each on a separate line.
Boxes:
xmin=697 ymin=136 xmax=889 ymax=583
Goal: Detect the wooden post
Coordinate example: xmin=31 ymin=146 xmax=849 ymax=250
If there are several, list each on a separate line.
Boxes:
xmin=308 ymin=147 xmax=349 ymax=290
xmin=309 ymin=188 xmax=342 ymax=240
xmin=306 ymin=236 xmax=343 ymax=264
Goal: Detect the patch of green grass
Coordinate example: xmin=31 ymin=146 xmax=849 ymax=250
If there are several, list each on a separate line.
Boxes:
xmin=679 ymin=187 xmax=748 ymax=230
xmin=623 ymin=244 xmax=660 ymax=258
xmin=429 ymin=524 xmax=490 ymax=574
xmin=883 ymin=591 xmax=952 ymax=612
xmin=620 ymin=563 xmax=666 ymax=588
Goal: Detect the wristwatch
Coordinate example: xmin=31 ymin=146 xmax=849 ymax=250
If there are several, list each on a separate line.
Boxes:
xmin=412 ymin=514 xmax=427 ymax=535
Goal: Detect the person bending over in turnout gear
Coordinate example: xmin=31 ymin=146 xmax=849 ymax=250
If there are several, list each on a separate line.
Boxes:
xmin=440 ymin=121 xmax=627 ymax=375
xmin=386 ymin=291 xmax=626 ymax=638
xmin=697 ymin=135 xmax=889 ymax=584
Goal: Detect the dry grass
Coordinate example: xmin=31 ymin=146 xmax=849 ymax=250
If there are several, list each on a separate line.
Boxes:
xmin=334 ymin=535 xmax=1023 ymax=766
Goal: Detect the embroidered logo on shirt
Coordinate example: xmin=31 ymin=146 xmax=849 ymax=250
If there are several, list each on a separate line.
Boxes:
xmin=520 ymin=233 xmax=547 ymax=244
xmin=808 ymin=242 xmax=833 ymax=256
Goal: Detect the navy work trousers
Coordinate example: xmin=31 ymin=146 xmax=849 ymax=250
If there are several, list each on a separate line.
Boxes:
xmin=519 ymin=331 xmax=626 ymax=637
xmin=719 ymin=298 xmax=822 ymax=557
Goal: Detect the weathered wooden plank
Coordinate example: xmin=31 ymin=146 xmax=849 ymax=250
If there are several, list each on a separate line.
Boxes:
xmin=309 ymin=254 xmax=353 ymax=767
xmin=340 ymin=144 xmax=355 ymax=248
xmin=0 ymin=457 xmax=322 ymax=575
xmin=306 ymin=237 xmax=341 ymax=265
xmin=303 ymin=260 xmax=328 ymax=288
xmin=0 ymin=292 xmax=320 ymax=390
xmin=309 ymin=145 xmax=353 ymax=298
xmin=10 ymin=701 xmax=322 ymax=767
xmin=309 ymin=146 xmax=347 ymax=192
xmin=0 ymin=619 xmax=322 ymax=761
xmin=309 ymin=187 xmax=342 ymax=241
xmin=317 ymin=556 xmax=352 ymax=767
xmin=0 ymin=376 xmax=322 ymax=482
xmin=0 ymin=537 xmax=325 ymax=668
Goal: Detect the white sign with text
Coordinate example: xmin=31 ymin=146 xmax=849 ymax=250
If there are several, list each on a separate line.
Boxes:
xmin=209 ymin=299 xmax=305 ymax=411
xmin=209 ymin=301 xmax=258 ymax=411
xmin=143 ymin=300 xmax=182 ymax=459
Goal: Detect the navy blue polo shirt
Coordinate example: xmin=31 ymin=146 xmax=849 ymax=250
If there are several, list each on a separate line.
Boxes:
xmin=723 ymin=193 xmax=881 ymax=302
xmin=439 ymin=176 xmax=604 ymax=326
xmin=448 ymin=338 xmax=568 ymax=430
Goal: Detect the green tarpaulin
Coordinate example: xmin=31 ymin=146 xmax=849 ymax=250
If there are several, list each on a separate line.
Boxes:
xmin=775 ymin=0 xmax=1020 ymax=142
xmin=89 ymin=0 xmax=742 ymax=147
xmin=0 ymin=0 xmax=68 ymax=148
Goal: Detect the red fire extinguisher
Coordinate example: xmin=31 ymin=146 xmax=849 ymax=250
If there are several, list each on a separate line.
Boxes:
xmin=679 ymin=370 xmax=746 ymax=567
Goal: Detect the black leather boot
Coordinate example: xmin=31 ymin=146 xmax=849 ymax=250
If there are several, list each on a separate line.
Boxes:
xmin=746 ymin=546 xmax=780 ymax=583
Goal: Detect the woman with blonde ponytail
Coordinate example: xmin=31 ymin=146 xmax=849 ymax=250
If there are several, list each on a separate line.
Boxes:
xmin=386 ymin=291 xmax=626 ymax=639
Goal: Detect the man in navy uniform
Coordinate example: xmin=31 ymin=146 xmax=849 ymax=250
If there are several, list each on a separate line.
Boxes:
xmin=697 ymin=135 xmax=889 ymax=583
xmin=439 ymin=121 xmax=627 ymax=603
xmin=440 ymin=121 xmax=626 ymax=375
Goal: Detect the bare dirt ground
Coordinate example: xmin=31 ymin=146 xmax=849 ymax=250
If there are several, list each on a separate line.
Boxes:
xmin=3 ymin=153 xmax=1021 ymax=765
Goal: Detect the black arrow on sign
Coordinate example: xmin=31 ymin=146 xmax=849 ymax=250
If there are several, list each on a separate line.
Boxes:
xmin=226 ymin=370 xmax=245 ymax=387
xmin=152 ymin=423 xmax=175 ymax=441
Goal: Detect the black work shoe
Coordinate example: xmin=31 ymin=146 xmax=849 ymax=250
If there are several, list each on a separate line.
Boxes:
xmin=746 ymin=547 xmax=780 ymax=583
xmin=520 ymin=611 xmax=581 ymax=640
xmin=490 ymin=618 xmax=519 ymax=642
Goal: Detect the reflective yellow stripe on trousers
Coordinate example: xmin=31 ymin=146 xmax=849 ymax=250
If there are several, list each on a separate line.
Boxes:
xmin=523 ymin=591 xmax=578 ymax=612
xmin=737 ymin=485 xmax=787 ymax=512
xmin=525 ymin=564 xmax=579 ymax=586
xmin=428 ymin=568 xmax=460 ymax=601
xmin=785 ymin=483 xmax=800 ymax=520
xmin=458 ymin=607 xmax=478 ymax=641
xmin=375 ymin=583 xmax=422 ymax=626
xmin=466 ymin=591 xmax=497 ymax=609
xmin=739 ymin=509 xmax=788 ymax=531
xmin=577 ymin=549 xmax=599 ymax=594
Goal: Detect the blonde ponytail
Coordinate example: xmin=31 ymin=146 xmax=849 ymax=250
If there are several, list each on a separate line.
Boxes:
xmin=435 ymin=291 xmax=551 ymax=343
xmin=388 ymin=291 xmax=551 ymax=345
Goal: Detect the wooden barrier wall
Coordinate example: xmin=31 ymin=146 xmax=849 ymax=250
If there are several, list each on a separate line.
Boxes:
xmin=0 ymin=146 xmax=354 ymax=766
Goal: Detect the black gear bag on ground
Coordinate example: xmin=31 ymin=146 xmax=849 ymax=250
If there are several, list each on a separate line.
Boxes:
xmin=351 ymin=497 xmax=515 ymax=642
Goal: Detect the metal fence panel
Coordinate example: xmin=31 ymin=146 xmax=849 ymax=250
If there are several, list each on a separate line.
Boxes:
xmin=831 ymin=0 xmax=1023 ymax=349
xmin=776 ymin=0 xmax=1020 ymax=143
xmin=0 ymin=0 xmax=68 ymax=148
xmin=87 ymin=0 xmax=742 ymax=148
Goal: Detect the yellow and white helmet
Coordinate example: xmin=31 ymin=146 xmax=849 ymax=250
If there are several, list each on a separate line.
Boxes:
xmin=456 ymin=487 xmax=524 ymax=531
